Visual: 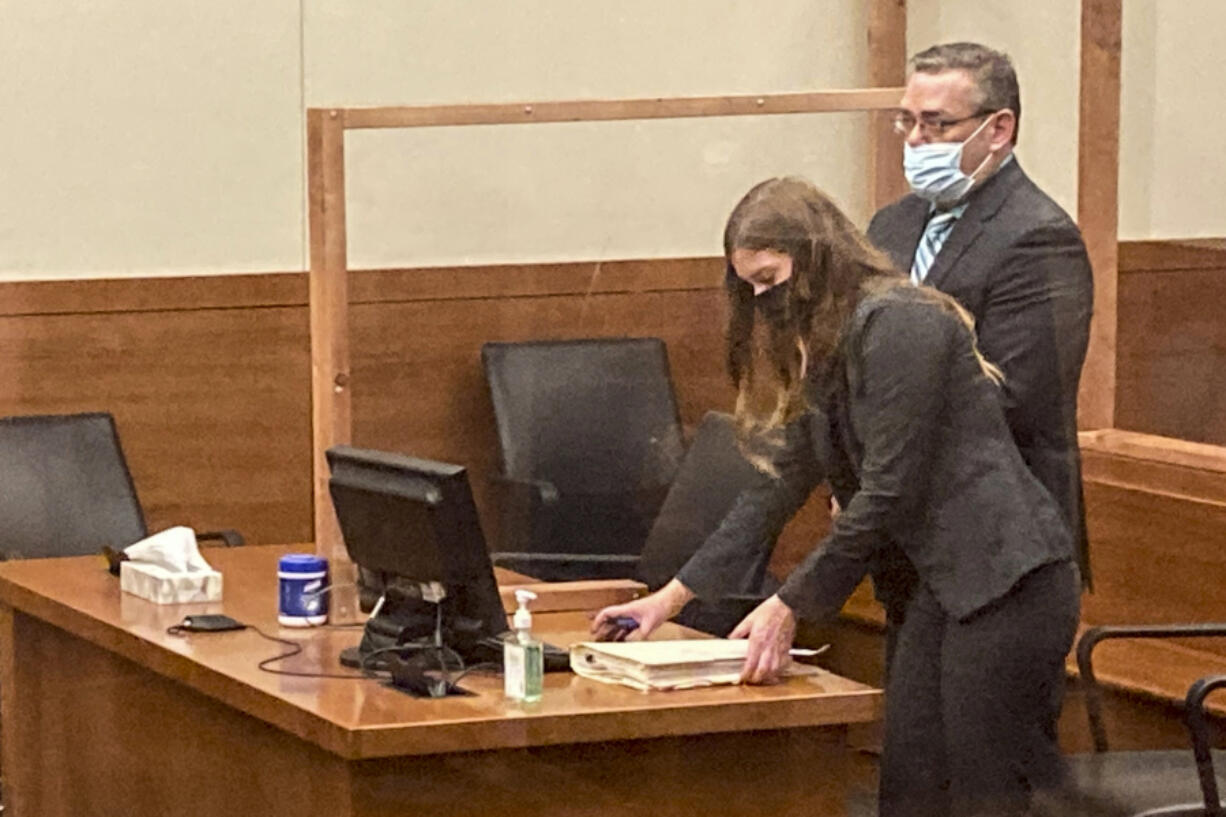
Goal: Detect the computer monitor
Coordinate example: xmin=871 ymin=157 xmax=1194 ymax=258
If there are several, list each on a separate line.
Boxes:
xmin=325 ymin=445 xmax=510 ymax=669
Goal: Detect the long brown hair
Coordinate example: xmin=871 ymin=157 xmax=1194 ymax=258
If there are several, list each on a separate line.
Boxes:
xmin=723 ymin=177 xmax=999 ymax=460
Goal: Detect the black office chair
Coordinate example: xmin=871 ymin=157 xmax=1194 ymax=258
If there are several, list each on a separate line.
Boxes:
xmin=1184 ymin=675 xmax=1226 ymax=817
xmin=486 ymin=404 xmax=777 ymax=631
xmin=1033 ymin=625 xmax=1226 ymax=817
xmin=0 ymin=412 xmax=242 ymax=560
xmin=634 ymin=410 xmax=780 ymax=635
xmin=482 ymin=338 xmax=686 ymax=581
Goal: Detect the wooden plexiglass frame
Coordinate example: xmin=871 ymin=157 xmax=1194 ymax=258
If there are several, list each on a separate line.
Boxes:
xmin=306 ymin=87 xmax=907 ymax=568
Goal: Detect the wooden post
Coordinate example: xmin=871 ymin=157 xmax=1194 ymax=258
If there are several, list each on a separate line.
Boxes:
xmin=1077 ymin=0 xmax=1122 ymax=430
xmin=867 ymin=0 xmax=908 ymax=212
xmin=307 ymin=109 xmax=352 ymax=576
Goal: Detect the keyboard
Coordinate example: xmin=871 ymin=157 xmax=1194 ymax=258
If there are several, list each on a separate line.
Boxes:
xmin=476 ymin=635 xmax=572 ymax=673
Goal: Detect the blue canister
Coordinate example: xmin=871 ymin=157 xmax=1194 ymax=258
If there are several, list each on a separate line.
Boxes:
xmin=278 ymin=553 xmax=329 ymax=627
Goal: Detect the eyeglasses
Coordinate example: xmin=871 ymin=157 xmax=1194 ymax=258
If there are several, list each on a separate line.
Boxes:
xmin=892 ymin=109 xmax=994 ymax=139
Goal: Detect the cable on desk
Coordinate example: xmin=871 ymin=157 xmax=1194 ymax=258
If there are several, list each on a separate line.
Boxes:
xmin=251 ymin=628 xmax=469 ymax=683
xmin=249 ymin=626 xmax=382 ymax=680
xmin=164 ymin=617 xmax=376 ymax=680
xmin=450 ymin=662 xmax=501 ymax=684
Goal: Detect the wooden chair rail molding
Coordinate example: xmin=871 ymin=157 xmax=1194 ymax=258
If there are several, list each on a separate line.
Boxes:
xmin=1119 ymin=238 xmax=1226 ymax=273
xmin=1080 ymin=429 xmax=1226 ymax=478
xmin=1079 ymin=429 xmax=1226 ymax=505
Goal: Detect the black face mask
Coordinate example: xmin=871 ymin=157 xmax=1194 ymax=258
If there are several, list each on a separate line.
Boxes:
xmin=753 ymin=283 xmax=789 ymax=323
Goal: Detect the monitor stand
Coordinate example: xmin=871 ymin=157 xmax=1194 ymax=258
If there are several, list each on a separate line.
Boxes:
xmin=338 ymin=606 xmax=436 ymax=670
xmin=339 ymin=594 xmax=492 ymax=671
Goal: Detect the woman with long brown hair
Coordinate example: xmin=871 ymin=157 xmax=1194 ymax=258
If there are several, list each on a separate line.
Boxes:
xmin=593 ymin=177 xmax=1079 ymax=816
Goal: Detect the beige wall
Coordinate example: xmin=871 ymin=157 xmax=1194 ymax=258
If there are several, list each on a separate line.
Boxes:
xmin=310 ymin=1 xmax=872 ymax=269
xmin=1 ymin=1 xmax=871 ymax=280
xmin=1119 ymin=0 xmax=1226 ymax=240
xmin=2 ymin=2 xmax=1221 ymax=282
xmin=1 ymin=2 xmax=305 ymax=280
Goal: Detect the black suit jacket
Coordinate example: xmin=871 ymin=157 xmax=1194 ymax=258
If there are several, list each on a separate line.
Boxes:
xmin=678 ymin=286 xmax=1073 ymax=622
xmin=867 ymin=158 xmax=1093 ymax=583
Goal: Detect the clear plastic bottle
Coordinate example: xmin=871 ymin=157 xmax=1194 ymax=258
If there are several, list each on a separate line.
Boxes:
xmin=504 ymin=588 xmax=543 ymax=703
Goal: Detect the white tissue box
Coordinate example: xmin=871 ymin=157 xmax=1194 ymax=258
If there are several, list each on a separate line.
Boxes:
xmin=120 ymin=561 xmax=223 ymax=604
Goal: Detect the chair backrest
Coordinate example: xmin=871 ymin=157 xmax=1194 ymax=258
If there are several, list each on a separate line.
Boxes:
xmin=0 ymin=412 xmax=148 ymax=559
xmin=636 ymin=410 xmax=772 ymax=592
xmin=482 ymin=337 xmax=685 ymax=492
xmin=482 ymin=338 xmax=686 ymax=559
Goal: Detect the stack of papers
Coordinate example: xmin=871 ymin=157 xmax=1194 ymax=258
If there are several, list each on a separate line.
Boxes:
xmin=569 ymin=639 xmax=825 ymax=692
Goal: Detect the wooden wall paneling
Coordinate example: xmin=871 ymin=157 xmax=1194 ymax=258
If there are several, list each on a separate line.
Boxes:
xmin=0 ymin=273 xmax=304 ymax=317
xmin=350 ymin=729 xmax=862 ymax=817
xmin=1080 ymin=479 xmax=1226 ymax=634
xmin=0 ymin=259 xmax=740 ymax=553
xmin=1115 ymin=241 xmax=1226 ymax=445
xmin=0 ymin=295 xmax=312 ymax=547
xmin=1076 ymin=0 xmax=1122 ymax=430
xmin=1078 ymin=432 xmax=1226 ymax=711
xmin=867 ymin=0 xmax=908 ymax=212
xmin=1079 ymin=430 xmax=1226 ymax=674
xmin=348 ymin=269 xmax=736 ymax=550
xmin=7 ymin=238 xmax=1222 ymax=576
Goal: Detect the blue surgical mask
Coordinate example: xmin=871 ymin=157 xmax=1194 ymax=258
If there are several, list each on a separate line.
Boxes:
xmin=903 ymin=115 xmax=996 ymax=207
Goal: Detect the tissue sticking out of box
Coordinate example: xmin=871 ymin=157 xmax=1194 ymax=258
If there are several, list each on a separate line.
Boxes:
xmin=123 ymin=526 xmax=213 ymax=573
xmin=119 ymin=526 xmax=223 ymax=604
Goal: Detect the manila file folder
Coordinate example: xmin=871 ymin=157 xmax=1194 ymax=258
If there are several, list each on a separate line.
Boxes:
xmin=569 ymin=639 xmax=821 ymax=692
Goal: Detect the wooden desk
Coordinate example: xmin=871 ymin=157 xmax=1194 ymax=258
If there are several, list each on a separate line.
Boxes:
xmin=0 ymin=545 xmax=881 ymax=817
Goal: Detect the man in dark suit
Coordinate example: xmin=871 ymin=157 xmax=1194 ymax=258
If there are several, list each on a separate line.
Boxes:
xmin=868 ymin=42 xmax=1093 ymax=587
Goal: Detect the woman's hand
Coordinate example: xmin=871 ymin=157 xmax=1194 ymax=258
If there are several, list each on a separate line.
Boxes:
xmin=590 ymin=579 xmax=694 ymax=641
xmin=729 ymin=594 xmax=797 ymax=684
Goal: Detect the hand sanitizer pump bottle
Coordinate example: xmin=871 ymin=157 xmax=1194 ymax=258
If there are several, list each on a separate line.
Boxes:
xmin=504 ymin=588 xmax=543 ymax=703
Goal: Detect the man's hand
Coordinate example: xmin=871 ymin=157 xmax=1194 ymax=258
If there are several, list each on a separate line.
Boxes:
xmin=729 ymin=594 xmax=797 ymax=684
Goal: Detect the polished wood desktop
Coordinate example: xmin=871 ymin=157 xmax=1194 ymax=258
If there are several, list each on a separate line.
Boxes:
xmin=0 ymin=545 xmax=881 ymax=817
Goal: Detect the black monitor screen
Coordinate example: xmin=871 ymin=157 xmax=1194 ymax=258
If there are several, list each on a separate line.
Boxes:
xmin=325 ymin=445 xmax=508 ymax=645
